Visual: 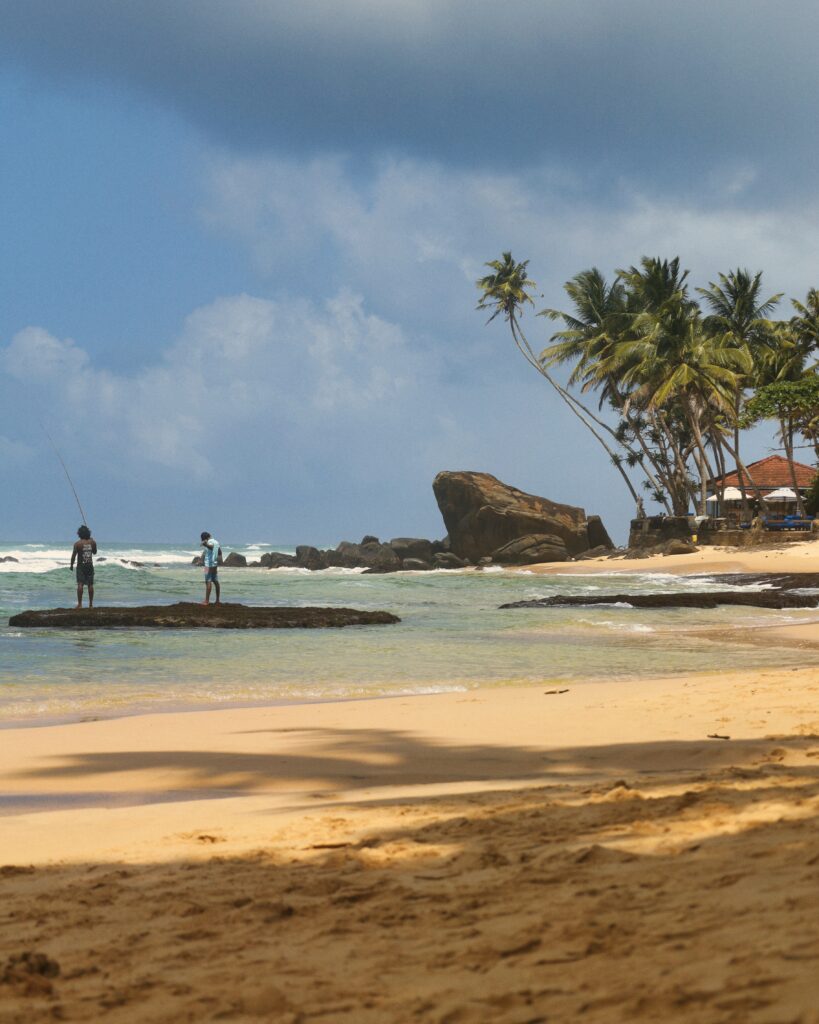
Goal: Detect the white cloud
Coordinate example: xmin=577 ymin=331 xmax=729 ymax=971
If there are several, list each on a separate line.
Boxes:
xmin=2 ymin=326 xmax=89 ymax=380
xmin=204 ymin=154 xmax=819 ymax=331
xmin=1 ymin=291 xmax=418 ymax=480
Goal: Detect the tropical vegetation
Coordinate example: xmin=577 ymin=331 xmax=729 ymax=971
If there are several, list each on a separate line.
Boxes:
xmin=477 ymin=254 xmax=819 ymax=518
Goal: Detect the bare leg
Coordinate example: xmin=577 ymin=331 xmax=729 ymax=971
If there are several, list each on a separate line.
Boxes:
xmin=214 ymin=579 xmax=221 ymax=605
xmin=88 ymin=584 xmax=94 ymax=609
xmin=202 ymin=581 xmax=212 ymax=605
xmin=75 ymin=583 xmax=83 ymax=609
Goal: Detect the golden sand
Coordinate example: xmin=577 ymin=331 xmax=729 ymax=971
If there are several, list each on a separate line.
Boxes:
xmin=2 ymin=655 xmax=819 ymax=1022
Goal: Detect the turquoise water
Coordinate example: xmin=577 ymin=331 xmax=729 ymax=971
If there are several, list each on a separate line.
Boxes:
xmin=2 ymin=541 xmax=818 ymax=724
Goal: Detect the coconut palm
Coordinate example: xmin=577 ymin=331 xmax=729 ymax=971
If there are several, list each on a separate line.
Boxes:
xmin=539 ymin=269 xmax=674 ymax=512
xmin=697 ymin=269 xmax=781 ymax=511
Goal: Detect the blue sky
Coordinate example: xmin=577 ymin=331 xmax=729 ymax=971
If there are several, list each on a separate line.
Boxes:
xmin=2 ymin=1 xmax=818 ymax=543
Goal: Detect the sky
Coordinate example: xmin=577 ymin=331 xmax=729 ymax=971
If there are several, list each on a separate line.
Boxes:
xmin=2 ymin=1 xmax=818 ymax=544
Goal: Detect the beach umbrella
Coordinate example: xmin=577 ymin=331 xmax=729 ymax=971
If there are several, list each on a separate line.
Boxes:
xmin=705 ymin=486 xmax=743 ymax=503
xmin=763 ymin=487 xmax=799 ymax=501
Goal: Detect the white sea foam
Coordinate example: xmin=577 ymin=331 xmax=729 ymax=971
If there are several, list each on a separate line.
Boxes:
xmin=0 ymin=544 xmax=198 ymax=573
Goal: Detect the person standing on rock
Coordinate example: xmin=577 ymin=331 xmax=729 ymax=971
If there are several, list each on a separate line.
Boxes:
xmin=200 ymin=531 xmax=222 ymax=605
xmin=70 ymin=525 xmax=97 ymax=609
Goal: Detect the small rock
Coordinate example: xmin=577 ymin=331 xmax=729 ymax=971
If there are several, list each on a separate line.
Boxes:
xmin=401 ymin=558 xmax=431 ymax=571
xmin=432 ymin=552 xmax=467 ymax=570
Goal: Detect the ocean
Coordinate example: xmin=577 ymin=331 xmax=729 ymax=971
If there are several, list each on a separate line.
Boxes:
xmin=2 ymin=541 xmax=818 ymax=726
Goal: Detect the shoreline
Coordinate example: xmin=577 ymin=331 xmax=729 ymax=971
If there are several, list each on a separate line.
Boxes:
xmin=3 ymin=655 xmax=819 ymax=1019
xmin=3 ymin=662 xmax=818 ymax=862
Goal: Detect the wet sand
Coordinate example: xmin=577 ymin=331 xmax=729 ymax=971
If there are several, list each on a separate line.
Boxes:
xmin=2 ymin=663 xmax=819 ymax=1022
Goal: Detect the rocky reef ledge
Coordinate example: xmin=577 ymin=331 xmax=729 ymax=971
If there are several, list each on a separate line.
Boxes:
xmin=500 ymin=588 xmax=819 ymax=612
xmin=9 ymin=603 xmax=400 ymax=630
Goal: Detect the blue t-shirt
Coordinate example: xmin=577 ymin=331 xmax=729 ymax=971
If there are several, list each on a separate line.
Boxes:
xmin=203 ymin=539 xmax=220 ymax=568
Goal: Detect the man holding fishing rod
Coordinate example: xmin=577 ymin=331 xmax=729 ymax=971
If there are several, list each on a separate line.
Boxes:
xmin=69 ymin=525 xmax=97 ymax=608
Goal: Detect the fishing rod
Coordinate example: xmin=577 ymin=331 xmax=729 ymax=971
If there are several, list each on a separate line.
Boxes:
xmin=41 ymin=425 xmax=88 ymax=526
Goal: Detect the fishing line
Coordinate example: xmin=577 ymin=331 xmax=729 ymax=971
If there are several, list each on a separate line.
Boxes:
xmin=41 ymin=424 xmax=88 ymax=525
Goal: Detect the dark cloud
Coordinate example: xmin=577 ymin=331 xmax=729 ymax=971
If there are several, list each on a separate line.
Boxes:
xmin=1 ymin=0 xmax=817 ymax=195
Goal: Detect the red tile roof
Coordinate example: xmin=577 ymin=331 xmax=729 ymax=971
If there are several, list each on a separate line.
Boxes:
xmin=713 ymin=454 xmax=817 ymax=490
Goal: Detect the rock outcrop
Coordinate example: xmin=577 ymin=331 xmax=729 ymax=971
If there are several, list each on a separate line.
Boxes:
xmin=0 ymin=556 xmax=19 ymax=563
xmin=433 ymin=471 xmax=611 ymax=562
xmin=10 ymin=603 xmax=401 ymax=629
xmin=500 ymin=590 xmax=819 ymax=611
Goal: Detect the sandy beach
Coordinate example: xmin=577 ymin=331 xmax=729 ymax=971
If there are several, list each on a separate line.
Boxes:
xmin=2 ymin=647 xmax=819 ymax=1022
xmin=528 ymin=537 xmax=819 ymax=577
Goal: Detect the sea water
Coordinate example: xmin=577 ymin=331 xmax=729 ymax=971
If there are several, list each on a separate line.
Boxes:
xmin=2 ymin=541 xmax=818 ymax=725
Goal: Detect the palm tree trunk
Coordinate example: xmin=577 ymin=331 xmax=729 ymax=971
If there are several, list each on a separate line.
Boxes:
xmin=510 ymin=315 xmax=643 ymax=508
xmin=782 ymin=416 xmax=807 ymax=516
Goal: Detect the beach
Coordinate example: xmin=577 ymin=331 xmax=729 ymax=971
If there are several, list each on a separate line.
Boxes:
xmin=3 ymin=541 xmax=819 ymax=1022
xmin=3 ymin=653 xmax=819 ymax=1021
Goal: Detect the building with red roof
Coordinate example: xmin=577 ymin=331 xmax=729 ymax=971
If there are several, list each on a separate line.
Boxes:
xmin=710 ymin=454 xmax=816 ymax=494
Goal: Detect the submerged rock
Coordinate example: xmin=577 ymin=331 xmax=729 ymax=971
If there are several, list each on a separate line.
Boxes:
xmin=9 ymin=603 xmax=401 ymax=629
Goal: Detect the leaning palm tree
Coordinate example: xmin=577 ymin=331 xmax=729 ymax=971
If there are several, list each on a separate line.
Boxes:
xmin=476 ymin=253 xmax=642 ymax=507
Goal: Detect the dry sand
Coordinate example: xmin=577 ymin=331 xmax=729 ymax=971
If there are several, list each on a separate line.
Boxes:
xmin=2 ymin=659 xmax=819 ymax=1023
xmin=527 ymin=536 xmax=819 ymax=577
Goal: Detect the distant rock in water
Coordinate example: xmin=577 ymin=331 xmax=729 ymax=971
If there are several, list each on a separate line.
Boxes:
xmin=222 ymin=552 xmax=247 ymax=567
xmin=389 ymin=538 xmax=435 ymax=563
xmin=433 ymin=471 xmax=612 ymax=562
xmin=500 ymin=590 xmax=819 ymax=611
xmin=0 ymin=556 xmax=19 ymax=563
xmin=9 ymin=603 xmax=401 ymax=630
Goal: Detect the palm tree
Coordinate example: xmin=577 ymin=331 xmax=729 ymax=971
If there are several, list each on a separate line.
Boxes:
xmin=697 ymin=269 xmax=782 ymax=512
xmin=614 ymin=259 xmax=751 ymax=514
xmin=477 ymin=254 xmax=643 ymax=507
xmin=539 ymin=269 xmax=673 ymax=512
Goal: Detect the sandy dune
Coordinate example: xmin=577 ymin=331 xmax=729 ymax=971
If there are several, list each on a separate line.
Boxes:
xmin=2 ymin=663 xmax=819 ymax=1023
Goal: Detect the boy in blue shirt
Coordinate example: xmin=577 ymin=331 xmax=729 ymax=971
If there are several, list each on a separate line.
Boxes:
xmin=200 ymin=531 xmax=222 ymax=605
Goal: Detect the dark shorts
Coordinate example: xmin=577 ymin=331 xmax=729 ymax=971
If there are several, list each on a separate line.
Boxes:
xmin=77 ymin=564 xmax=95 ymax=586
xmin=205 ymin=568 xmax=218 ymax=583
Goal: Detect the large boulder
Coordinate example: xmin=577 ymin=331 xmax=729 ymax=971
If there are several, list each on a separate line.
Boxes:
xmin=389 ymin=537 xmax=435 ymax=563
xmin=491 ymin=534 xmax=569 ymax=565
xmin=223 ymin=552 xmax=247 ymax=567
xmin=432 ymin=471 xmax=609 ymax=561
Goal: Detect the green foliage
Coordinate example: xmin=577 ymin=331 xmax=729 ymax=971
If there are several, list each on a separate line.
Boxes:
xmin=477 ymin=251 xmax=819 ymax=518
xmin=743 ymin=376 xmax=819 ymax=426
xmin=476 ymin=252 xmax=535 ymax=323
xmin=805 ymin=475 xmax=819 ymax=517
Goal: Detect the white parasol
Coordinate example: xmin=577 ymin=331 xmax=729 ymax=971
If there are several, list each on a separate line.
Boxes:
xmin=705 ymin=486 xmax=744 ymax=502
xmin=763 ymin=487 xmax=799 ymax=501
